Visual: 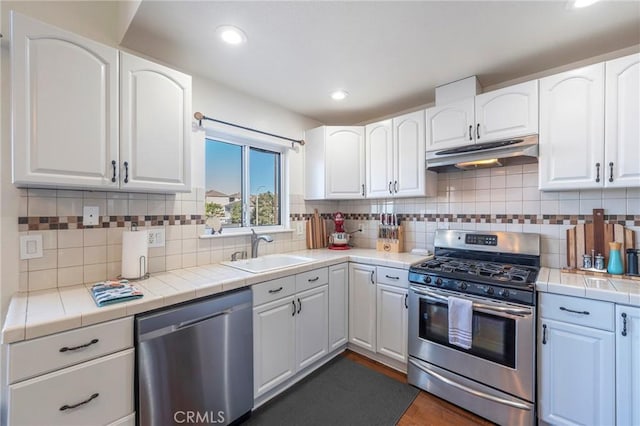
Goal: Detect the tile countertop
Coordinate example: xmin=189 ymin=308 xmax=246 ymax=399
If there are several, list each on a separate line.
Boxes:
xmin=536 ymin=267 xmax=640 ymax=307
xmin=1 ymin=249 xmax=431 ymax=345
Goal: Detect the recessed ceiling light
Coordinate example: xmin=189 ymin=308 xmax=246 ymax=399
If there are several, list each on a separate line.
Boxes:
xmin=216 ymin=25 xmax=247 ymax=45
xmin=573 ymin=0 xmax=599 ymax=8
xmin=331 ymin=90 xmax=348 ymax=101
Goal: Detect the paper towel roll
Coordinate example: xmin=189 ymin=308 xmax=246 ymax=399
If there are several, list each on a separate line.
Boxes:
xmin=121 ymin=230 xmax=149 ymax=279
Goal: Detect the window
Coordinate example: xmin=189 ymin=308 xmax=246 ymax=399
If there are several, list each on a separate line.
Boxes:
xmin=205 ymin=138 xmax=282 ymax=230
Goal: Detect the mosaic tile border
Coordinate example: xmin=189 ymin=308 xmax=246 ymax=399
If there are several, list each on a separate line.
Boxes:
xmin=18 ymin=214 xmax=640 ymax=231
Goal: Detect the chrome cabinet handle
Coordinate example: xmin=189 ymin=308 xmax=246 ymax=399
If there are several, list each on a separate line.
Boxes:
xmin=60 ymin=393 xmax=99 ymax=411
xmin=268 ymin=286 xmax=283 ymax=294
xmin=124 ymin=161 xmax=129 ymax=184
xmin=596 ymin=163 xmax=601 ymax=183
xmin=394 ymin=180 xmax=398 ymax=193
xmin=370 ymin=270 xmax=375 ymax=284
xmin=404 ymin=294 xmax=408 ymax=309
xmin=609 ymin=162 xmax=614 ymax=183
xmin=542 ymin=324 xmax=547 ymax=344
xmin=308 ymin=277 xmax=319 ymax=282
xmin=111 ymin=160 xmax=117 ymax=183
xmin=297 ymin=298 xmax=302 ymax=314
xmin=622 ymin=312 xmax=628 ymax=337
xmin=560 ymin=306 xmax=590 ymax=315
xmin=60 ymin=338 xmax=99 ymax=353
xmin=469 ymin=125 xmax=473 ymax=141
xmin=291 ymin=300 xmax=296 ymax=316
xmin=476 ymin=123 xmax=480 ymax=139
xmin=385 ymin=275 xmax=400 ymax=280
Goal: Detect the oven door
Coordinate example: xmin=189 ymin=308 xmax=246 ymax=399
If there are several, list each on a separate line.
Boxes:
xmin=408 ymin=285 xmax=535 ymax=402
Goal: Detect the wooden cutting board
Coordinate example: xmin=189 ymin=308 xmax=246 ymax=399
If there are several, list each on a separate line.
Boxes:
xmin=566 ymin=209 xmax=635 ymax=271
xmin=306 ymin=209 xmax=327 ymax=249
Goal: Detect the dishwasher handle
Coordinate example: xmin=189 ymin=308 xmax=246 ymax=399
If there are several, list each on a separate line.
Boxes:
xmin=177 ymin=309 xmax=232 ymax=330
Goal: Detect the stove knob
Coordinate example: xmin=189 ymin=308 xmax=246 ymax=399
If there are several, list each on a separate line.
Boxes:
xmin=435 ymin=278 xmax=443 ymax=286
xmin=485 ymin=287 xmax=494 ymax=295
xmin=425 ymin=276 xmax=432 ymax=284
xmin=458 ymin=282 xmax=468 ymax=290
xmin=500 ymin=289 xmax=510 ymax=299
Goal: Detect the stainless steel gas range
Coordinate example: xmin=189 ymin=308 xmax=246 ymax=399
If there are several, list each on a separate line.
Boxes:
xmin=407 ymin=230 xmax=540 ymax=426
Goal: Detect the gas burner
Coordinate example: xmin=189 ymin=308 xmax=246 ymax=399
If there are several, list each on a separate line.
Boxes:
xmin=413 ymin=257 xmax=538 ymax=286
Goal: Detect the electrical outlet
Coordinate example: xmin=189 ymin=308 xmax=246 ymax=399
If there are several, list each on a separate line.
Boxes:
xmin=20 ymin=234 xmax=43 ymax=259
xmin=296 ymin=221 xmax=304 ymax=235
xmin=148 ymin=229 xmax=165 ymax=248
xmin=357 ymin=223 xmax=364 ymax=232
xmin=83 ymin=206 xmax=99 ymax=226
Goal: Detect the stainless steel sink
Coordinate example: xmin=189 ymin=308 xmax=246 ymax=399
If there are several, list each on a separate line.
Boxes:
xmin=221 ymin=254 xmax=314 ymax=273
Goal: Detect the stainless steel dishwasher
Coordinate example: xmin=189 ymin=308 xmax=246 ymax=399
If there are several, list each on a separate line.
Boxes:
xmin=136 ymin=288 xmax=253 ymax=426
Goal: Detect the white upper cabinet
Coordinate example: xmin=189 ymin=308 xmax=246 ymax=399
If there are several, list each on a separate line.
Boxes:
xmin=426 ymin=98 xmax=474 ymax=151
xmin=10 ymin=13 xmax=192 ymax=193
xmin=539 ymin=63 xmax=606 ymax=190
xmin=605 ymin=53 xmax=640 ymax=188
xmin=426 ymin=81 xmax=538 ymax=152
xmin=304 ymin=126 xmax=365 ymax=200
xmin=365 ymin=111 xmax=435 ymax=199
xmin=365 ymin=120 xmax=394 ymax=198
xmin=120 ymin=52 xmax=191 ymax=192
xmin=474 ymin=80 xmax=538 ymax=143
xmin=11 ymin=12 xmax=119 ymax=190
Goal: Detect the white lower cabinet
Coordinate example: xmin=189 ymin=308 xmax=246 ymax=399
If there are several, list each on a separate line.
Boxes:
xmin=5 ymin=317 xmax=135 ymax=426
xmin=348 ymin=263 xmax=377 ymax=351
xmin=538 ymin=293 xmax=615 ymax=426
xmin=616 ymin=305 xmax=640 ymax=426
xmin=376 ymin=283 xmax=408 ymax=363
xmin=253 ymin=268 xmax=330 ymax=398
xmin=329 ymin=263 xmax=349 ymax=350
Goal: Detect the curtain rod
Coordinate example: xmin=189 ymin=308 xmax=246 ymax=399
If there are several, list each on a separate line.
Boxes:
xmin=194 ymin=112 xmax=305 ymax=146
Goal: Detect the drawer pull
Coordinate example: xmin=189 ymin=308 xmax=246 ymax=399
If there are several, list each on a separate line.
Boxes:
xmin=542 ymin=324 xmax=547 ymax=345
xmin=59 ymin=338 xmax=99 ymax=353
xmin=559 ymin=306 xmax=590 ymax=315
xmin=60 ymin=392 xmax=99 ymax=411
xmin=308 ymin=277 xmax=319 ymax=282
xmin=385 ymin=275 xmax=400 ymax=280
xmin=621 ymin=313 xmax=628 ymax=337
xmin=268 ymin=287 xmax=283 ymax=294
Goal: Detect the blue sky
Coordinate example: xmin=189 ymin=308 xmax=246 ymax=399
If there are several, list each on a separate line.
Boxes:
xmin=205 ymin=139 xmax=278 ymax=195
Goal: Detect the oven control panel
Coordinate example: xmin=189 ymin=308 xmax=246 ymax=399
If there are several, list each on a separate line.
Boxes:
xmin=409 ymin=274 xmax=534 ymax=306
xmin=465 ymin=234 xmax=498 ymax=246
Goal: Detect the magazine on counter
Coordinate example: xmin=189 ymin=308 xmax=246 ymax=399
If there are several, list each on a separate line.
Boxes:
xmin=90 ymin=280 xmax=143 ymax=307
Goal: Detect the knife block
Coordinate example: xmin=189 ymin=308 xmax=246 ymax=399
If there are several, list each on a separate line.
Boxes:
xmin=376 ymin=226 xmax=404 ymax=253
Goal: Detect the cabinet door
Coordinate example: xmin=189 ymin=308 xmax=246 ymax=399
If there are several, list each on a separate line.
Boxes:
xmin=253 ymin=296 xmax=296 ymax=397
xmin=325 ymin=127 xmax=365 ymax=199
xmin=425 ymin=98 xmax=474 ymax=152
xmin=475 ymin=80 xmax=538 ymax=142
xmin=376 ymin=284 xmax=408 ymax=362
xmin=605 ymin=53 xmax=640 ymax=188
xmin=365 ymin=120 xmax=394 ymax=198
xmin=538 ymin=318 xmax=615 ymax=426
xmin=295 ymin=285 xmax=329 ymax=370
xmin=120 ymin=52 xmax=192 ymax=193
xmin=616 ymin=305 xmax=640 ymax=426
xmin=348 ymin=264 xmax=377 ymax=351
xmin=393 ymin=110 xmax=426 ymax=197
xmin=539 ymin=63 xmax=605 ymax=190
xmin=11 ymin=12 xmax=119 ymax=190
xmin=329 ymin=263 xmax=349 ymax=351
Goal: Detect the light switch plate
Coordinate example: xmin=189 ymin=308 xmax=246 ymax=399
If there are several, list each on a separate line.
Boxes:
xmin=20 ymin=234 xmax=43 ymax=259
xmin=296 ymin=221 xmax=304 ymax=235
xmin=148 ymin=229 xmax=165 ymax=248
xmin=83 ymin=206 xmax=99 ymax=226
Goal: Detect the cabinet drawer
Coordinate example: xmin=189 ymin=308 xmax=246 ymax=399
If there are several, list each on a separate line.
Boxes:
xmin=253 ymin=276 xmax=296 ymax=306
xmin=540 ymin=293 xmax=614 ymax=331
xmin=377 ymin=266 xmax=409 ymax=288
xmin=8 ymin=317 xmax=133 ymax=384
xmin=8 ymin=348 xmax=134 ymax=426
xmin=296 ymin=267 xmax=329 ymax=293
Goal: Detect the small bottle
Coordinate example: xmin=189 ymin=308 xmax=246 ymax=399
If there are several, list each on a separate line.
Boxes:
xmin=607 ymin=242 xmax=624 ymax=275
xmin=627 ymin=249 xmax=638 ymax=275
xmin=582 ymin=254 xmax=592 ymax=269
xmin=595 ymin=254 xmax=605 ymax=270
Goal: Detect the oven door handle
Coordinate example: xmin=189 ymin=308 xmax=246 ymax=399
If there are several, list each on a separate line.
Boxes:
xmin=409 ymin=286 xmax=532 ymax=316
xmin=409 ymin=358 xmax=532 ymax=411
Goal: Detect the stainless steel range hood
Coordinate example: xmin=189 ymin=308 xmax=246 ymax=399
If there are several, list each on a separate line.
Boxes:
xmin=426 ymin=135 xmax=538 ymax=172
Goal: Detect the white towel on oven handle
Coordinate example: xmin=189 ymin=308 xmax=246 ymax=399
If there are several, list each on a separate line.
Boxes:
xmin=448 ymin=296 xmax=473 ymax=349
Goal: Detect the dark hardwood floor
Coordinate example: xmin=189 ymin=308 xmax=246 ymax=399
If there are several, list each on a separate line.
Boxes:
xmin=342 ymin=351 xmax=495 ymax=426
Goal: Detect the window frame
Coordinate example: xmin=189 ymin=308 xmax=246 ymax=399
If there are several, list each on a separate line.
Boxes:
xmin=203 ymin=127 xmax=290 ymax=236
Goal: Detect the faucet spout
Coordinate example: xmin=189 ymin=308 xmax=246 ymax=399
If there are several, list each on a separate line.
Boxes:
xmin=251 ymin=229 xmax=273 ymax=258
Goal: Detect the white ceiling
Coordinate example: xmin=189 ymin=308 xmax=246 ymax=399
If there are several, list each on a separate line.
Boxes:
xmin=121 ymin=1 xmax=640 ymax=124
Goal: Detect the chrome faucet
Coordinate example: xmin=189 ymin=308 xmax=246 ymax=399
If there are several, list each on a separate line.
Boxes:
xmin=251 ymin=229 xmax=273 ymax=258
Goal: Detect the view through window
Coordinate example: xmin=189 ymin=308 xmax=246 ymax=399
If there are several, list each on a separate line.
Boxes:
xmin=205 ymin=139 xmax=281 ymax=229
